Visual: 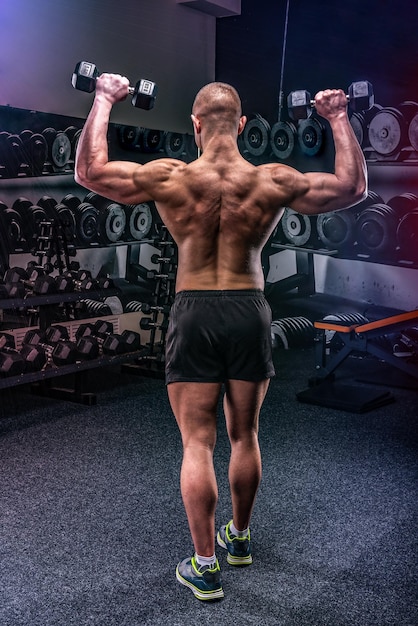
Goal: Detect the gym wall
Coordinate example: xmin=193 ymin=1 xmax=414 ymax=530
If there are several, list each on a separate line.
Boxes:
xmin=0 ymin=0 xmax=217 ymax=133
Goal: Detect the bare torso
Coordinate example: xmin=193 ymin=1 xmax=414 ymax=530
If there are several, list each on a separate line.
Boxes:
xmin=152 ymin=138 xmax=286 ymax=292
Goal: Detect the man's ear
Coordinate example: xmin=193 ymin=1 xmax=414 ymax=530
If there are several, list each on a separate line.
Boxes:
xmin=238 ymin=115 xmax=247 ymax=136
xmin=191 ymin=114 xmax=201 ymax=134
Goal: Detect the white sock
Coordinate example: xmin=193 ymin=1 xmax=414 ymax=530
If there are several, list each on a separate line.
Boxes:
xmin=195 ymin=553 xmax=217 ymax=568
xmin=230 ymin=521 xmax=249 ymax=538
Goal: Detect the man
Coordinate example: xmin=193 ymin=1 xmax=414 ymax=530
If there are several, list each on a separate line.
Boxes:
xmin=75 ymin=76 xmax=367 ymax=601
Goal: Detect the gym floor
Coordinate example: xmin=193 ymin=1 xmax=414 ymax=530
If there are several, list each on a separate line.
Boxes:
xmin=0 ymin=345 xmax=416 ymax=626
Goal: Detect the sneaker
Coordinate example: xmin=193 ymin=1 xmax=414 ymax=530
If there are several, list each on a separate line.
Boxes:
xmin=176 ymin=554 xmax=224 ymax=601
xmin=217 ymin=520 xmax=252 ymax=565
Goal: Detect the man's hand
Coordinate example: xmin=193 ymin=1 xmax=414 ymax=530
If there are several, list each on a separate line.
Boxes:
xmin=314 ymin=89 xmax=348 ymax=121
xmin=95 ymin=73 xmax=130 ymax=105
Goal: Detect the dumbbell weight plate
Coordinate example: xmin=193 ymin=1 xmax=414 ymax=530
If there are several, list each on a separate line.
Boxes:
xmin=397 ymin=210 xmax=418 ymax=259
xmin=242 ymin=115 xmax=271 ymax=157
xmin=316 ymin=209 xmax=356 ymax=250
xmin=1 ymin=206 xmax=24 ymax=251
xmin=297 ymin=118 xmax=324 ymax=156
xmin=355 ymin=203 xmax=398 ymax=254
xmin=281 ymin=208 xmax=313 ymax=246
xmin=20 ymin=131 xmax=48 ymax=176
xmin=55 ymin=203 xmax=77 ymax=243
xmin=100 ymin=203 xmax=126 ymax=243
xmin=141 ymin=128 xmax=164 ymax=153
xmin=51 ymin=132 xmax=72 ymax=168
xmin=37 ymin=195 xmax=58 ymax=219
xmin=368 ymin=107 xmax=407 ymax=156
xmin=164 ymin=132 xmax=186 ymax=158
xmin=74 ymin=202 xmax=99 ymax=245
xmin=126 ymin=203 xmax=152 ymax=240
xmin=270 ymin=121 xmax=296 ymax=160
xmin=387 ymin=192 xmax=418 ymax=215
xmin=118 ymin=125 xmax=141 ymax=150
xmin=0 ymin=133 xmax=23 ymax=177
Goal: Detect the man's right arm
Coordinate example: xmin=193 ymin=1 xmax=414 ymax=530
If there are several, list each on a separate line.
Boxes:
xmin=272 ymin=89 xmax=368 ymax=215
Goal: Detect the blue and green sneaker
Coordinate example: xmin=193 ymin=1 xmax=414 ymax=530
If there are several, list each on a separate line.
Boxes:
xmin=176 ymin=554 xmax=224 ymax=601
xmin=217 ymin=520 xmax=252 ymax=565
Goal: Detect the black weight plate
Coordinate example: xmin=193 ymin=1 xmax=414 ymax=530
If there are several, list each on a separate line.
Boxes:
xmin=75 ymin=202 xmax=99 ymax=245
xmin=368 ymin=107 xmax=406 ymax=155
xmin=242 ymin=116 xmax=270 ymax=157
xmin=349 ymin=112 xmax=366 ymax=147
xmin=127 ymin=203 xmax=152 ymax=240
xmin=164 ymin=132 xmax=186 ymax=158
xmin=297 ymin=118 xmax=324 ymax=156
xmin=355 ymin=204 xmax=397 ymax=253
xmin=408 ymin=112 xmax=418 ymax=151
xmin=37 ymin=195 xmax=58 ymax=219
xmin=396 ymin=209 xmax=418 ymax=258
xmin=100 ymin=204 xmax=126 ymax=243
xmin=281 ymin=208 xmax=312 ymax=246
xmin=118 ymin=125 xmax=141 ymax=150
xmin=22 ymin=132 xmax=48 ymax=175
xmin=270 ymin=121 xmax=296 ymax=160
xmin=61 ymin=193 xmax=81 ymax=211
xmin=141 ymin=128 xmax=164 ymax=153
xmin=55 ymin=203 xmax=77 ymax=242
xmin=51 ymin=132 xmax=72 ymax=168
xmin=316 ymin=209 xmax=356 ymax=249
xmin=387 ymin=193 xmax=418 ymax=215
xmin=0 ymin=133 xmax=23 ymax=177
xmin=1 ymin=206 xmax=23 ymax=250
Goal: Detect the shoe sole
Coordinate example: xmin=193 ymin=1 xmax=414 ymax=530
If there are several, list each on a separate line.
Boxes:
xmin=176 ymin=565 xmax=224 ymax=601
xmin=216 ymin=531 xmax=253 ymax=566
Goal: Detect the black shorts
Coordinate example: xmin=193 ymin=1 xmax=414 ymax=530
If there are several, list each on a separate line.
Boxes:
xmin=165 ymin=290 xmax=275 ymax=384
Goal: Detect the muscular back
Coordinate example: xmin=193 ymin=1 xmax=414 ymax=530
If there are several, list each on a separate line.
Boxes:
xmin=153 ymin=141 xmax=286 ymax=292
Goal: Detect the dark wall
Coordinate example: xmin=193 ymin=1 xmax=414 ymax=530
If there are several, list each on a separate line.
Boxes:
xmin=216 ymin=0 xmax=418 ymax=122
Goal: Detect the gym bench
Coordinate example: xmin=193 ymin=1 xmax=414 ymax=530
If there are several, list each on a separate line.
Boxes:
xmin=312 ymin=309 xmax=418 ymax=384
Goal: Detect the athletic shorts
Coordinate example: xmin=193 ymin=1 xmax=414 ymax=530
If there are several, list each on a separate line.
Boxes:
xmin=165 ymin=289 xmax=275 ymax=384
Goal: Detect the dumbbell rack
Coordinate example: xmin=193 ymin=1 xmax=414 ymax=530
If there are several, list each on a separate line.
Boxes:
xmin=123 ymin=224 xmax=177 ymax=378
xmin=0 ymin=290 xmax=144 ymax=404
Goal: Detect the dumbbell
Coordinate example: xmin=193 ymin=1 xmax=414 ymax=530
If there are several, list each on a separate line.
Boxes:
xmin=141 ymin=302 xmax=171 ymax=315
xmin=287 ymin=81 xmax=374 ymax=121
xmin=0 ymin=331 xmax=48 ymax=374
xmin=22 ymin=325 xmax=78 ymax=367
xmin=147 ymin=270 xmax=176 ymax=281
xmin=0 ymin=333 xmax=25 ymax=376
xmin=76 ymin=320 xmax=141 ymax=356
xmin=4 ymin=265 xmax=57 ymax=296
xmin=71 ymin=61 xmax=158 ymax=111
xmin=140 ymin=317 xmax=169 ymax=332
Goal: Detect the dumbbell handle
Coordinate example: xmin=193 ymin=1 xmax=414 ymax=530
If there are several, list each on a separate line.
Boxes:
xmin=309 ymin=94 xmax=350 ymax=107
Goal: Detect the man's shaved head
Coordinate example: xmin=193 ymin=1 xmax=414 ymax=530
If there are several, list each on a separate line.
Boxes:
xmin=192 ymin=82 xmax=242 ymax=134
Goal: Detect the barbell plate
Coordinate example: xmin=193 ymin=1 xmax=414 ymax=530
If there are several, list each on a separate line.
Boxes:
xmin=297 ymin=118 xmax=324 ymax=156
xmin=242 ymin=115 xmax=271 ymax=157
xmin=270 ymin=121 xmax=296 ymax=160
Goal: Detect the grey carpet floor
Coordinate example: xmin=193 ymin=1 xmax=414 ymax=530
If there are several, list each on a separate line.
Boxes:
xmin=0 ymin=347 xmax=416 ymax=625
